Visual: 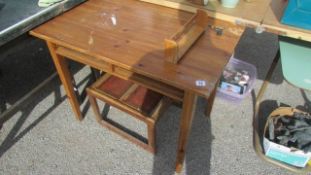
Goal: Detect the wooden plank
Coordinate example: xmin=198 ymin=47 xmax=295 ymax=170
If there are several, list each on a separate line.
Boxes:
xmin=55 ymin=46 xmax=113 ymax=72
xmin=120 ymin=84 xmax=140 ymax=101
xmin=164 ymin=39 xmax=178 ymax=63
xmin=113 ymin=67 xmax=184 ymax=101
xmin=164 ymin=9 xmax=208 ymax=64
xmin=91 ymin=73 xmax=111 ymax=88
xmin=46 ymin=42 xmax=83 ymax=120
xmin=175 ymin=91 xmax=198 ymax=173
xmin=190 ymin=0 xmax=207 ymax=6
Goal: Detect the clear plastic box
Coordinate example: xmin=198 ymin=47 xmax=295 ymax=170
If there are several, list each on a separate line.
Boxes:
xmin=217 ymin=56 xmax=257 ymax=102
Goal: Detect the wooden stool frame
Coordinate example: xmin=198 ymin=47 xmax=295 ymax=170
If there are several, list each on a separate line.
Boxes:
xmin=87 ymin=74 xmax=171 ymax=153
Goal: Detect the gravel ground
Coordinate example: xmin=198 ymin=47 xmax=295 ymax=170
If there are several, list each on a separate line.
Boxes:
xmin=0 ymin=29 xmax=310 ymax=175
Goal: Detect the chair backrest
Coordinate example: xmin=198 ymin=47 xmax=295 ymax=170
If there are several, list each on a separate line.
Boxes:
xmin=279 ymin=36 xmax=311 ymax=90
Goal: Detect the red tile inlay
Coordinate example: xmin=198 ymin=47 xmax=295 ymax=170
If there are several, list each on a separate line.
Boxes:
xmin=98 ymin=76 xmax=133 ymax=99
xmin=122 ymin=86 xmax=163 ymax=115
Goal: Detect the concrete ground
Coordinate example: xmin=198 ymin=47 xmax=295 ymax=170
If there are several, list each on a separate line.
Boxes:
xmin=0 ymin=28 xmax=310 ymax=175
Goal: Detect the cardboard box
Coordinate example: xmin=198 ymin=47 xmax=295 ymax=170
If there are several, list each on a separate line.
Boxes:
xmin=263 ymin=138 xmax=311 ymax=167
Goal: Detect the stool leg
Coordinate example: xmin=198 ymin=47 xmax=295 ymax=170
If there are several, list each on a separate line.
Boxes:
xmin=88 ymin=93 xmax=103 ymax=123
xmin=88 ymin=90 xmax=111 ymax=121
xmin=147 ymin=122 xmax=156 ymax=154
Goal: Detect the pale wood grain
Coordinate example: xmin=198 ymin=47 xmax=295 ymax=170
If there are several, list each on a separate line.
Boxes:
xmin=56 ymin=46 xmax=185 ymax=101
xmin=46 ymin=42 xmax=83 ymax=120
xmin=165 ymin=10 xmax=208 ymax=64
xmin=142 ymin=0 xmax=311 ymax=42
xmin=140 ymin=0 xmax=270 ymax=27
xmin=31 ymin=0 xmax=241 ymax=98
xmin=175 ymin=91 xmax=197 ymax=173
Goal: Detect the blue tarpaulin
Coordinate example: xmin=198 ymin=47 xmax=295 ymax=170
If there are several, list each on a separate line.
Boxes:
xmin=281 ymin=0 xmax=311 ymax=30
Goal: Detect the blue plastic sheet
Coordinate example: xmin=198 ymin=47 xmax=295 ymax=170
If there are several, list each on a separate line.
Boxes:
xmin=281 ymin=0 xmax=311 ymax=30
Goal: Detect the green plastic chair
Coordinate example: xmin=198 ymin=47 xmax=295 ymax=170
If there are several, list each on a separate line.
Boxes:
xmin=253 ymin=36 xmax=311 ymax=173
xmin=279 ymin=36 xmax=311 ymax=91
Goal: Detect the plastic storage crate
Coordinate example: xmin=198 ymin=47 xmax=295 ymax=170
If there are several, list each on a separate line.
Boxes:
xmin=217 ymin=56 xmax=257 ymax=102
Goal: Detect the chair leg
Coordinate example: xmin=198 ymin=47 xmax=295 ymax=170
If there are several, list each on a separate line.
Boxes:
xmin=251 ymin=49 xmax=309 ymax=173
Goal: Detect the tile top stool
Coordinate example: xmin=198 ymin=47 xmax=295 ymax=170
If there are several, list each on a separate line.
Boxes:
xmin=87 ymin=73 xmax=172 ymax=153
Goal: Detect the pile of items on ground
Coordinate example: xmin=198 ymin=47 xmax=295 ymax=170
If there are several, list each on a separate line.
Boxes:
xmin=267 ymin=112 xmax=311 ymax=153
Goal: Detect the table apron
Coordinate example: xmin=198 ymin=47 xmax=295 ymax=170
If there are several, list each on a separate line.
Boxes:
xmin=55 ymin=45 xmax=185 ymax=102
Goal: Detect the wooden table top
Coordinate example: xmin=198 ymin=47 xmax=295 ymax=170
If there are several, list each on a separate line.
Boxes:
xmin=30 ymin=0 xmax=241 ymax=98
xmin=141 ymin=0 xmax=271 ymax=26
xmin=142 ymin=0 xmax=311 ymax=42
xmin=262 ymin=0 xmax=311 ymax=42
xmin=140 ymin=0 xmax=271 ymax=27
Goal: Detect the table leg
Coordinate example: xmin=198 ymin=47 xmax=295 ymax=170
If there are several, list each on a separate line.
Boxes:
xmin=46 ymin=42 xmax=83 ymax=120
xmin=175 ymin=91 xmax=198 ymax=173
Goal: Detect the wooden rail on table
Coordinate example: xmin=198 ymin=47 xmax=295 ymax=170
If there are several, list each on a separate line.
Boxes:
xmin=189 ymin=0 xmax=207 ymax=5
xmin=164 ymin=9 xmax=209 ymax=64
xmin=55 ymin=46 xmax=184 ymax=102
